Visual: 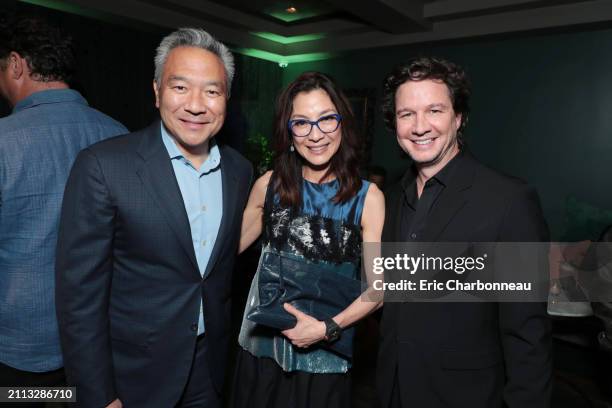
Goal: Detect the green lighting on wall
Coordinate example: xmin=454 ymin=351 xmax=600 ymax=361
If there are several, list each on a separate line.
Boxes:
xmin=233 ymin=48 xmax=333 ymax=67
xmin=18 ymin=0 xmax=334 ymax=67
xmin=252 ymin=32 xmax=326 ymax=45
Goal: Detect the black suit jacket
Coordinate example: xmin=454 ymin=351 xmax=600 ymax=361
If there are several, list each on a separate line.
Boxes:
xmin=56 ymin=121 xmax=252 ymax=407
xmin=377 ymin=151 xmax=552 ymax=408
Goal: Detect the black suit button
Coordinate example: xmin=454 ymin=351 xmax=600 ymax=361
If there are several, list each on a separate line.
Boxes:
xmin=411 ymin=233 xmax=417 ymax=239
xmin=190 ymin=323 xmax=198 ymax=332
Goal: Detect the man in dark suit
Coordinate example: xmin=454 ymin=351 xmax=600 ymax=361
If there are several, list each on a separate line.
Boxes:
xmin=376 ymin=57 xmax=552 ymax=408
xmin=56 ymin=28 xmax=252 ymax=408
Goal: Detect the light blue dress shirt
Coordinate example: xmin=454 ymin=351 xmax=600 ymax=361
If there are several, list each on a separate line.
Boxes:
xmin=160 ymin=124 xmax=223 ymax=335
xmin=0 ymin=89 xmax=127 ymax=372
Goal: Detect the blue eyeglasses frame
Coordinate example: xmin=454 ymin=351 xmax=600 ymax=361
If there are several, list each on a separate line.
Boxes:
xmin=287 ymin=113 xmax=342 ymax=137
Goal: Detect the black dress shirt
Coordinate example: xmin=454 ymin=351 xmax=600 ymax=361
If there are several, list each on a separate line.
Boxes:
xmin=400 ymin=151 xmax=463 ymax=241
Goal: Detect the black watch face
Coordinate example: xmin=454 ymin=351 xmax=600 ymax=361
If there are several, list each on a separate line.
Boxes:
xmin=328 ymin=327 xmax=341 ymax=341
xmin=325 ymin=319 xmax=341 ymax=341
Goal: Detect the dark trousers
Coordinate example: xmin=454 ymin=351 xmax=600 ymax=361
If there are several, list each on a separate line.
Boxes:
xmin=0 ymin=361 xmax=66 ymax=408
xmin=177 ymin=334 xmax=221 ymax=408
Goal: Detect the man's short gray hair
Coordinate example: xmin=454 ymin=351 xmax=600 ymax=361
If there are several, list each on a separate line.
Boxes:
xmin=154 ymin=27 xmax=235 ymax=96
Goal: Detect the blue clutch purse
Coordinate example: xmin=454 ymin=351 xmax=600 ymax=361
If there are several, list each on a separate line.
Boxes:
xmin=246 ymin=249 xmax=362 ymax=359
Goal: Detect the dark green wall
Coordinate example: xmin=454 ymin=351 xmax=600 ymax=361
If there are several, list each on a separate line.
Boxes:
xmin=225 ymin=54 xmax=283 ymax=158
xmin=281 ymin=28 xmax=612 ymax=239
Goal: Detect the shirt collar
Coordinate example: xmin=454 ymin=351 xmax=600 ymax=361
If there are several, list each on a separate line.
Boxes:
xmin=402 ymin=149 xmax=465 ymax=189
xmin=401 ymin=148 xmax=465 ymax=208
xmin=160 ymin=122 xmax=221 ymax=173
xmin=431 ymin=148 xmax=463 ymax=186
xmin=12 ymin=89 xmax=87 ymax=114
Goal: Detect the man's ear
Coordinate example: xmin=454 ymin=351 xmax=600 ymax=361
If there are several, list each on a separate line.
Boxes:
xmin=455 ymin=113 xmax=462 ymax=130
xmin=153 ymin=80 xmax=160 ymax=108
xmin=9 ymin=51 xmax=26 ymax=79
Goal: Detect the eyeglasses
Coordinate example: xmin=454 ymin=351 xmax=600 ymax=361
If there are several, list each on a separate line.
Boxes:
xmin=287 ymin=113 xmax=342 ymax=137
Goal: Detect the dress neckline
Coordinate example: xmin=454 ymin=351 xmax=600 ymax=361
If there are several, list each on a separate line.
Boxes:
xmin=303 ymin=177 xmax=337 ymax=186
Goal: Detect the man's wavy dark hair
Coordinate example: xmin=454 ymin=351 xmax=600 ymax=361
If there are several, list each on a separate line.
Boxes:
xmin=0 ymin=14 xmax=75 ymax=83
xmin=382 ymin=56 xmax=471 ymax=145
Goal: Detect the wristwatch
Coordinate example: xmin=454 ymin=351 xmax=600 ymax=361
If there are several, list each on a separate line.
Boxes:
xmin=324 ymin=318 xmax=341 ymax=342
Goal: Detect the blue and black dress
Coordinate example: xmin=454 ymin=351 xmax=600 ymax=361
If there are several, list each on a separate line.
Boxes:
xmin=232 ymin=177 xmax=370 ymax=408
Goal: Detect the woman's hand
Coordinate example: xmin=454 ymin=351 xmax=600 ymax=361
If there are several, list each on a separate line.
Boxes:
xmin=281 ymin=303 xmax=327 ymax=348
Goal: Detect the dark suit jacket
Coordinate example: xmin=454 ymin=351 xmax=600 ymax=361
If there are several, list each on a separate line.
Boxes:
xmin=377 ymin=151 xmax=552 ymax=408
xmin=56 ymin=121 xmax=252 ymax=407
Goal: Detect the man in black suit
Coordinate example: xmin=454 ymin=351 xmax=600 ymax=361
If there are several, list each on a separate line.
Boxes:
xmin=56 ymin=28 xmax=252 ymax=408
xmin=376 ymin=57 xmax=552 ymax=408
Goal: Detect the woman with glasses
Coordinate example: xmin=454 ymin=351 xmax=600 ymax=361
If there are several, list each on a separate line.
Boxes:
xmin=231 ymin=71 xmax=384 ymax=408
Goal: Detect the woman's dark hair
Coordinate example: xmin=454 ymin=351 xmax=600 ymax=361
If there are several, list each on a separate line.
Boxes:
xmin=382 ymin=56 xmax=471 ymax=145
xmin=272 ymin=71 xmax=362 ymax=209
xmin=0 ymin=14 xmax=75 ymax=83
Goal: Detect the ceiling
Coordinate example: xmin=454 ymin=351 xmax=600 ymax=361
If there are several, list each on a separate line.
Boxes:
xmin=20 ymin=0 xmax=612 ymax=64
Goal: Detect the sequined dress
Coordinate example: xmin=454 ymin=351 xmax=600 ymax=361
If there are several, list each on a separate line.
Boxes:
xmin=232 ymin=177 xmax=370 ymax=408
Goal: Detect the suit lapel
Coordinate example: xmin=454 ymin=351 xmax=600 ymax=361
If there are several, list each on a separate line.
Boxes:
xmin=394 ymin=187 xmax=406 ymax=241
xmin=203 ymin=145 xmax=239 ymax=279
xmin=135 ymin=122 xmax=199 ymax=273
